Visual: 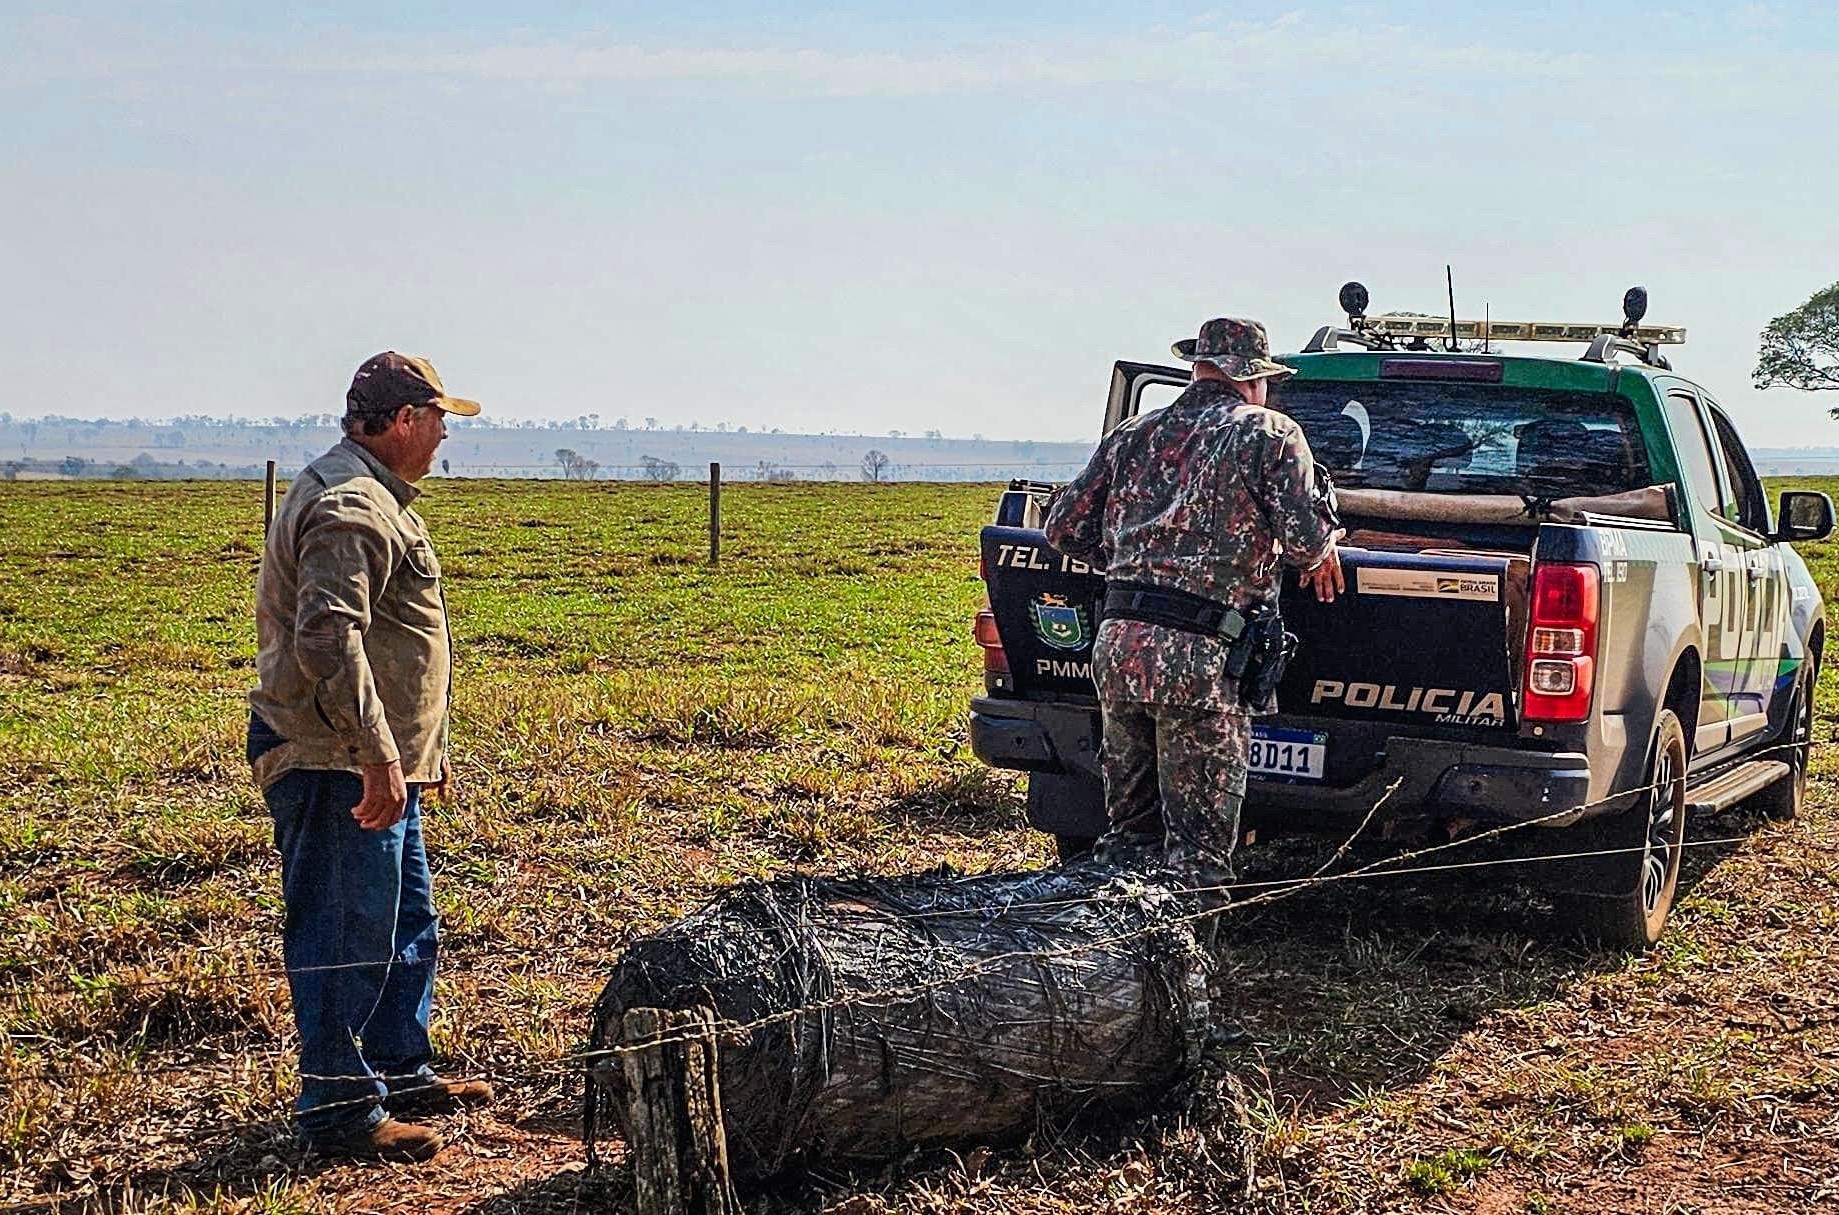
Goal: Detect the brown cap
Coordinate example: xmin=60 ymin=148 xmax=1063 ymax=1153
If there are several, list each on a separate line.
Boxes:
xmin=346 ymin=352 xmax=482 ymax=419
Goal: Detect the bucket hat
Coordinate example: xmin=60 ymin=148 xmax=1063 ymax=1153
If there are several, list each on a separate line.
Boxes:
xmin=1171 ymin=317 xmax=1295 ymax=381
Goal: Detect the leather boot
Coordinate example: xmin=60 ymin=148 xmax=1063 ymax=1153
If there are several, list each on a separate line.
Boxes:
xmin=308 ymin=1117 xmax=444 ymax=1163
xmin=385 ymin=1075 xmax=496 ymax=1116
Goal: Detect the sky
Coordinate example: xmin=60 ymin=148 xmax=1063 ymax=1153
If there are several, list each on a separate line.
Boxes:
xmin=1 ymin=2 xmax=1835 ymax=444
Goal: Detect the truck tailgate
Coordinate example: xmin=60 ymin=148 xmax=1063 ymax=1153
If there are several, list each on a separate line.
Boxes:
xmin=981 ymin=526 xmax=1526 ymax=767
xmin=981 ymin=525 xmax=1105 ymax=699
xmin=1278 ymin=548 xmax=1524 ymax=733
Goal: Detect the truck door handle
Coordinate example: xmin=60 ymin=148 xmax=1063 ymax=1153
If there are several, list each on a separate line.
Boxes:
xmin=1701 ymin=553 xmax=1723 ymax=575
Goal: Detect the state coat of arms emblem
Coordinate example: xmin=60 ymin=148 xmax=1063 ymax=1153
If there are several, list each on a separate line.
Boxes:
xmin=1029 ymin=593 xmax=1090 ymax=651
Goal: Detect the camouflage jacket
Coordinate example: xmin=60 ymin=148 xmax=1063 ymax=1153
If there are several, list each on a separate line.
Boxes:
xmin=1043 ymin=379 xmax=1338 ymax=711
xmin=248 ymin=439 xmax=453 ymax=788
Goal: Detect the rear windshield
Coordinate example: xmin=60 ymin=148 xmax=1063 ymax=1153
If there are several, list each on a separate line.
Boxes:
xmin=1270 ymin=381 xmax=1650 ymax=496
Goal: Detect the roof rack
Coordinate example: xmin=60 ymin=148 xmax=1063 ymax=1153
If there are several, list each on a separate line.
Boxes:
xmin=1301 ymin=283 xmax=1683 ymax=369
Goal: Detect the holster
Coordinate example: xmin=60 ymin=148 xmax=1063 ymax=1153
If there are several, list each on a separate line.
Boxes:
xmin=1102 ymin=582 xmax=1299 ymax=708
xmin=1229 ymin=605 xmax=1299 ymax=710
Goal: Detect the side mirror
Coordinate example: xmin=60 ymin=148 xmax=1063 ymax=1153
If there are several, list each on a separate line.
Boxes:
xmin=1774 ymin=490 xmax=1835 ymax=543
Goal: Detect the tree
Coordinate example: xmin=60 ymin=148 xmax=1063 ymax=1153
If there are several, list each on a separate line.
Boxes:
xmin=554 ymin=448 xmax=598 ymax=480
xmin=640 ymin=455 xmax=680 ymax=482
xmin=861 ymin=449 xmax=890 ymax=482
xmin=1755 ymin=281 xmax=1839 ymax=412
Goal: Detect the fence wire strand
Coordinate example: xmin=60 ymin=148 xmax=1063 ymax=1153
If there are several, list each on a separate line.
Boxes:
xmin=4 ymin=737 xmax=1823 ymax=1097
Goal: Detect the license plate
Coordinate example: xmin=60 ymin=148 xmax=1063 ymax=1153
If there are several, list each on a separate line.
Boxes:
xmin=1249 ymin=726 xmax=1328 ymax=782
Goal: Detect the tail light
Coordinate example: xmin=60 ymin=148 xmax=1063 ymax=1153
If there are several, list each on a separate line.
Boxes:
xmin=1523 ymin=563 xmax=1599 ymax=722
xmin=974 ymin=610 xmax=1009 ymax=674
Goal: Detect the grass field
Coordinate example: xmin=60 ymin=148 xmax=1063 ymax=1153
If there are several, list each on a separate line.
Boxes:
xmin=3 ymin=478 xmax=1839 ymax=1214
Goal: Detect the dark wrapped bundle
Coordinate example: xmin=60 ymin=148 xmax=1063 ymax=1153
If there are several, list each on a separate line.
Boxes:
xmin=587 ymin=862 xmax=1211 ymax=1185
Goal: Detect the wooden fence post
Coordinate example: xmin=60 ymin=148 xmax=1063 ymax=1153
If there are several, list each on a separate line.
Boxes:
xmin=621 ymin=1007 xmax=738 ymax=1215
xmin=263 ymin=460 xmax=277 ymax=535
xmin=708 ymin=463 xmax=722 ymax=565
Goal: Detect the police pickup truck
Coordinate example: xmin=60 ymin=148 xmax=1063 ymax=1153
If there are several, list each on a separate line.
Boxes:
xmin=970 ymin=285 xmax=1833 ymax=948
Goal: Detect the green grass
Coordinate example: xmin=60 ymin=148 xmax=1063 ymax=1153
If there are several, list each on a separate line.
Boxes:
xmin=1404 ymin=1148 xmax=1494 ymax=1195
xmin=4 ymin=477 xmax=1839 ymax=1213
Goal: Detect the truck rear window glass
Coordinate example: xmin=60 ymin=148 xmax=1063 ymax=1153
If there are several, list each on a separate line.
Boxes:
xmin=1272 ymin=381 xmax=1650 ymax=496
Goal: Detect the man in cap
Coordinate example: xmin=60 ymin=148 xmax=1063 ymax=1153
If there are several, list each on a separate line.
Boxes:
xmin=1045 ymin=318 xmax=1343 ymax=890
xmin=247 ymin=352 xmax=490 ymax=1161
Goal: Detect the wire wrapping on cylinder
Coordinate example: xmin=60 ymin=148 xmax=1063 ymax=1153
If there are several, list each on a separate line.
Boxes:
xmin=588 ymin=862 xmax=1212 ymax=1184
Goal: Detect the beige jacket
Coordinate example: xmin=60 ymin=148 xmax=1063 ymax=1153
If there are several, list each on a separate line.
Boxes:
xmin=249 ymin=439 xmax=452 ymax=788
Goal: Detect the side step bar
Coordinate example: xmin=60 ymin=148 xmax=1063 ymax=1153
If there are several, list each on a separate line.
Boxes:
xmin=1686 ymin=760 xmax=1790 ymax=814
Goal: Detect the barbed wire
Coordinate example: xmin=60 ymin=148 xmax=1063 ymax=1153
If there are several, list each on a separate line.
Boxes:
xmin=432 ymin=464 xmax=1087 ymax=482
xmin=3 ymin=736 xmax=1818 ymax=1091
xmin=439 ymin=464 xmax=1087 ymax=471
xmin=569 ymin=742 xmax=1815 ymax=1060
xmin=0 ymin=738 xmax=1809 ymax=1004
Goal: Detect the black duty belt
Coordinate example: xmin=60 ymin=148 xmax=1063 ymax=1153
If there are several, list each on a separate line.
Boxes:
xmin=1102 ymin=582 xmax=1250 ymax=641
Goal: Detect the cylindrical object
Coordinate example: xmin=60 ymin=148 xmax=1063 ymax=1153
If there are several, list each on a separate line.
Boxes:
xmin=709 ymin=462 xmax=721 ymax=564
xmin=589 ymin=864 xmax=1211 ymax=1185
xmin=263 ymin=460 xmax=277 ymax=535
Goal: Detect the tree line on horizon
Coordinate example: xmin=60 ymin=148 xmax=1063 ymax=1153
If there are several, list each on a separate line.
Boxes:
xmin=0 ymin=411 xmax=995 ymax=444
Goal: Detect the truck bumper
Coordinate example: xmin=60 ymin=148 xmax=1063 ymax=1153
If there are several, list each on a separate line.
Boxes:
xmin=1254 ymin=734 xmax=1595 ymax=828
xmin=970 ymin=697 xmax=1596 ymax=830
xmin=970 ymin=696 xmax=1103 ymax=779
xmin=970 ymin=697 xmax=1108 ymax=839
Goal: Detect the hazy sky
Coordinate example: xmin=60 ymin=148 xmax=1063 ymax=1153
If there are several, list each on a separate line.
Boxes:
xmin=2 ymin=2 xmax=1835 ymax=444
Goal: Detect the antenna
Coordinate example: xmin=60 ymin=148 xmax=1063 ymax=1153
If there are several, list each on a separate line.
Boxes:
xmin=1445 ymin=265 xmax=1459 ymax=352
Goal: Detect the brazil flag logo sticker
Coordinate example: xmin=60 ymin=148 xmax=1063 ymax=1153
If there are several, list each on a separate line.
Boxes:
xmin=1030 ymin=594 xmax=1090 ymax=651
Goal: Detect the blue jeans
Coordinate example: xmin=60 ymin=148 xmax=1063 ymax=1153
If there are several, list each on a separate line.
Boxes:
xmin=250 ymin=716 xmax=440 ymax=1138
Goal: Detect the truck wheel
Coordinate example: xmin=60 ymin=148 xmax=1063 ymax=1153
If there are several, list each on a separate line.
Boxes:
xmin=1751 ymin=665 xmax=1816 ymax=821
xmin=1055 ymin=834 xmax=1097 ymax=863
xmin=1574 ymin=708 xmax=1687 ymax=951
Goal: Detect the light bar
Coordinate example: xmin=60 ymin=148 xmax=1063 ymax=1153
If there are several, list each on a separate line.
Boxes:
xmin=1363 ymin=316 xmax=1686 ymax=345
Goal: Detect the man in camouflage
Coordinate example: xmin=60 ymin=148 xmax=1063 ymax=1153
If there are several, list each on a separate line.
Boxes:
xmin=1045 ymin=317 xmax=1342 ymax=887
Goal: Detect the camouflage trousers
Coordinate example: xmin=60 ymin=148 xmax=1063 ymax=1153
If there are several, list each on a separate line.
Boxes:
xmin=1099 ymin=699 xmax=1250 ymax=877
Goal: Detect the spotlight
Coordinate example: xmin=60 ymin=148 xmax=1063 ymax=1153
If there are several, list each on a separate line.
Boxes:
xmin=1622 ymin=286 xmax=1649 ymax=333
xmin=1339 ymin=281 xmax=1370 ymax=323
